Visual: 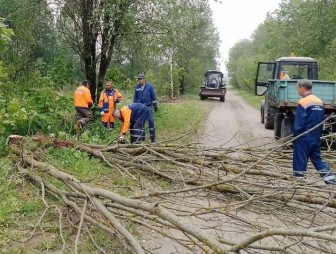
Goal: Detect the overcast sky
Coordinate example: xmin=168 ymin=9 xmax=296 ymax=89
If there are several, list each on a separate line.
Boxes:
xmin=210 ymin=0 xmax=282 ymax=72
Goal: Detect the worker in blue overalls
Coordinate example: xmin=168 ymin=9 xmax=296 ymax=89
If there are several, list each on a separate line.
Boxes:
xmin=133 ymin=73 xmax=158 ymax=143
xmin=292 ymin=79 xmax=336 ymax=185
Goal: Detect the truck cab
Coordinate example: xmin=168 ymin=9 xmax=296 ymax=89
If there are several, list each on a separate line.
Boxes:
xmin=255 ymin=57 xmax=318 ymax=96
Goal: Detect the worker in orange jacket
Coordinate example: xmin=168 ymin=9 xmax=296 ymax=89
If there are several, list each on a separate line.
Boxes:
xmin=98 ymin=81 xmax=123 ymax=129
xmin=112 ymin=103 xmax=150 ymax=144
xmin=74 ymin=80 xmax=93 ymax=129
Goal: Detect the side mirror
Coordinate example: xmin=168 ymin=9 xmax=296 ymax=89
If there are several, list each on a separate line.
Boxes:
xmin=256 ymin=85 xmax=268 ymax=96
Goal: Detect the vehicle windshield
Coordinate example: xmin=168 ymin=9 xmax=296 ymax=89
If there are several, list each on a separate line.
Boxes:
xmin=205 ymin=73 xmax=222 ymax=88
xmin=279 ymin=62 xmax=316 ymax=80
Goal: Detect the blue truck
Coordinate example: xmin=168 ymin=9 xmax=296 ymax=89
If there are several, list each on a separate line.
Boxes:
xmin=255 ymin=56 xmax=336 ymax=139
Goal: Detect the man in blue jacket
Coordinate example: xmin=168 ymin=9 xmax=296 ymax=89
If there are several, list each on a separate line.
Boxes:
xmin=133 ymin=73 xmax=158 ymax=143
xmin=292 ymin=79 xmax=336 ymax=185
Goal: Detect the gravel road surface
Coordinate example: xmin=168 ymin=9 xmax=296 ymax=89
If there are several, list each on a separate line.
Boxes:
xmin=200 ymin=88 xmax=276 ymax=148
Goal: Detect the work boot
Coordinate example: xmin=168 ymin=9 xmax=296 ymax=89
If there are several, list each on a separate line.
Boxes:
xmin=150 ymin=137 xmax=155 ymax=143
xmin=77 ymin=121 xmax=83 ymax=131
xmin=294 ymin=177 xmax=309 ymax=186
xmin=325 ymin=179 xmax=336 ymax=185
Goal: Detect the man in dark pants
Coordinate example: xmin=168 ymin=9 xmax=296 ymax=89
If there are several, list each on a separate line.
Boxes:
xmin=292 ymin=79 xmax=336 ymax=185
xmin=133 ymin=73 xmax=158 ymax=142
xmin=74 ymin=80 xmax=93 ymax=130
xmin=112 ymin=103 xmax=150 ymax=144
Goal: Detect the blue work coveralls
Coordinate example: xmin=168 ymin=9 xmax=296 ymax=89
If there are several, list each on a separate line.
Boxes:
xmin=133 ymin=83 xmax=157 ymax=142
xmin=128 ymin=103 xmax=150 ymax=144
xmin=292 ymin=93 xmax=336 ymax=184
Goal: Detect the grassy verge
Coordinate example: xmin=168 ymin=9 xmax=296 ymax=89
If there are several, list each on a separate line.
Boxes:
xmin=230 ymin=87 xmax=263 ymax=110
xmin=0 ymin=92 xmax=213 ymax=253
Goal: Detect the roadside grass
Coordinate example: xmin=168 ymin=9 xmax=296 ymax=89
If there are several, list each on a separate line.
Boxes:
xmin=230 ymin=87 xmax=262 ymax=110
xmin=0 ymin=91 xmax=213 ymax=253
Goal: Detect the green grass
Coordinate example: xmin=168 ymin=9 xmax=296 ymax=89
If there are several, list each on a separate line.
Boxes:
xmin=155 ymin=95 xmax=213 ymax=141
xmin=230 ymin=87 xmax=263 ymax=110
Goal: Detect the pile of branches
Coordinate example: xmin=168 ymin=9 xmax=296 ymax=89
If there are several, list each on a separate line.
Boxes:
xmin=9 ymin=135 xmax=336 ymax=254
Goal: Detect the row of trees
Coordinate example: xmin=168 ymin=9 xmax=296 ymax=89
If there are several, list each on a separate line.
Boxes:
xmin=227 ymin=0 xmax=336 ymax=91
xmin=0 ymin=0 xmax=220 ymax=143
xmin=0 ymin=0 xmax=220 ymax=100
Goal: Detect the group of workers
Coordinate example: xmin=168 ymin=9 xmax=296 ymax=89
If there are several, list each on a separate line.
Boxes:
xmin=74 ymin=74 xmax=336 ymax=186
xmin=74 ymin=73 xmax=157 ymax=144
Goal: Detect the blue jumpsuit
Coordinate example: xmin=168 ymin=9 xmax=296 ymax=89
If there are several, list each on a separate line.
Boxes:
xmin=133 ymin=83 xmax=157 ymax=142
xmin=292 ymin=93 xmax=336 ymax=184
xmin=128 ymin=103 xmax=150 ymax=144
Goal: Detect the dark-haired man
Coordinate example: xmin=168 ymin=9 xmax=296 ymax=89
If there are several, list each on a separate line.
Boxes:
xmin=133 ymin=74 xmax=157 ymax=142
xmin=74 ymin=80 xmax=94 ymax=130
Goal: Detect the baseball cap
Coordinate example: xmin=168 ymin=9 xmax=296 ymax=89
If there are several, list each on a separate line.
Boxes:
xmin=137 ymin=74 xmax=145 ymax=79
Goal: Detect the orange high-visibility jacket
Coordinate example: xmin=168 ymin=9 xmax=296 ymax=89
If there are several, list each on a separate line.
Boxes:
xmin=98 ymin=89 xmax=123 ymax=123
xmin=74 ymin=85 xmax=93 ymax=108
xmin=120 ymin=106 xmax=132 ymax=135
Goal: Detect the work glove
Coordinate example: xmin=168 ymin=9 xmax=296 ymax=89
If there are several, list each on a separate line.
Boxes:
xmin=115 ymin=99 xmax=120 ymax=103
xmin=153 ymin=103 xmax=158 ymax=112
xmin=100 ymin=111 xmax=105 ymax=116
xmin=118 ymin=135 xmax=125 ymax=144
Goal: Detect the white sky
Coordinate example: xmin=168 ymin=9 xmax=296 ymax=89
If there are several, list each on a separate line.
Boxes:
xmin=210 ymin=0 xmax=282 ymax=73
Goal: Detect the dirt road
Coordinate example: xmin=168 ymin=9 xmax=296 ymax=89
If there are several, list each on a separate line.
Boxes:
xmin=200 ymin=88 xmax=276 ymax=148
xmin=142 ymin=89 xmax=285 ymax=253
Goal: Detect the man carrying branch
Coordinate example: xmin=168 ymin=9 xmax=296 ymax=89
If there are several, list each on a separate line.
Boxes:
xmin=293 ymin=79 xmax=336 ymax=185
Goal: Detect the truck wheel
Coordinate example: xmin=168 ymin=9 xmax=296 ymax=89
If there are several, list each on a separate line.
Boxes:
xmin=200 ymin=96 xmax=206 ymax=100
xmin=260 ymin=105 xmax=265 ymax=124
xmin=274 ymin=113 xmax=283 ymax=139
xmin=280 ymin=117 xmax=293 ymax=139
xmin=264 ymin=106 xmax=275 ymax=129
xmin=220 ymin=96 xmax=225 ymax=102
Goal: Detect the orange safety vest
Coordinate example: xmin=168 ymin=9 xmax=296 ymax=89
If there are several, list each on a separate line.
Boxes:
xmin=98 ymin=89 xmax=123 ymax=124
xmin=120 ymin=106 xmax=132 ymax=135
xmin=74 ymin=86 xmax=93 ymax=108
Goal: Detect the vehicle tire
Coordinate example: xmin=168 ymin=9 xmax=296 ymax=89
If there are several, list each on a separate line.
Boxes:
xmin=274 ymin=112 xmax=283 ymax=140
xmin=200 ymin=96 xmax=205 ymax=100
xmin=220 ymin=96 xmax=225 ymax=102
xmin=260 ymin=104 xmax=265 ymax=124
xmin=264 ymin=105 xmax=275 ymax=129
xmin=280 ymin=117 xmax=293 ymax=139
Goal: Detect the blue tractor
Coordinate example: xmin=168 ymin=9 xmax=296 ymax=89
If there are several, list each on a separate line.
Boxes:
xmin=199 ymin=70 xmax=226 ymax=102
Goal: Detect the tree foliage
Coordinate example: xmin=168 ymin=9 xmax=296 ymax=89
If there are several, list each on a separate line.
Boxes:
xmin=0 ymin=0 xmax=219 ymax=141
xmin=0 ymin=0 xmax=58 ymax=80
xmin=54 ymin=0 xmax=219 ymax=99
xmin=227 ymin=0 xmax=336 ymax=91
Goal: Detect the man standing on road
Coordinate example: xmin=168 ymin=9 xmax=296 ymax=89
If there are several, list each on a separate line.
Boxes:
xmin=292 ymin=79 xmax=336 ymax=185
xmin=74 ymin=80 xmax=93 ymax=130
xmin=133 ymin=74 xmax=157 ymax=143
xmin=98 ymin=80 xmax=123 ymax=129
xmin=112 ymin=103 xmax=150 ymax=144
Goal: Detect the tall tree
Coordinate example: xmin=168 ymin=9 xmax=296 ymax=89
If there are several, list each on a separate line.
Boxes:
xmin=57 ymin=0 xmax=136 ymax=101
xmin=0 ymin=0 xmax=58 ymax=80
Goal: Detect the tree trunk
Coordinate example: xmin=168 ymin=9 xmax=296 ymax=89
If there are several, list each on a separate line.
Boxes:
xmin=81 ymin=0 xmax=98 ymax=102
